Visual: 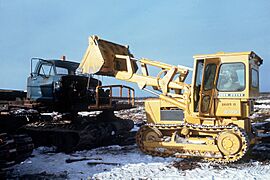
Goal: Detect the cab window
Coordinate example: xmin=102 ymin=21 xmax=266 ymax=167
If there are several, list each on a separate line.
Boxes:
xmin=203 ymin=64 xmax=217 ymax=91
xmin=251 ymin=69 xmax=259 ymax=88
xmin=194 ymin=60 xmax=204 ymax=112
xmin=39 ymin=63 xmax=55 ymax=77
xmin=56 ymin=67 xmax=69 ymax=75
xmin=217 ymin=63 xmax=245 ymax=91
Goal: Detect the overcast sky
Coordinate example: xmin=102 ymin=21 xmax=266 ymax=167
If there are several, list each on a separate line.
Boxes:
xmin=0 ymin=0 xmax=269 ymax=96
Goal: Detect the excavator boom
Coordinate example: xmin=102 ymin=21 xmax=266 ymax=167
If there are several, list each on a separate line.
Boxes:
xmin=79 ymin=35 xmax=191 ymax=110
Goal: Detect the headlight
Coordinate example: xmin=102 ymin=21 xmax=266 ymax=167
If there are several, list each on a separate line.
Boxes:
xmin=54 ymin=81 xmax=62 ymax=90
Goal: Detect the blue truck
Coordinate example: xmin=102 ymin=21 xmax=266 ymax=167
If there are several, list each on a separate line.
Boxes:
xmin=0 ymin=58 xmax=135 ymax=176
xmin=27 ymin=58 xmax=100 ymax=112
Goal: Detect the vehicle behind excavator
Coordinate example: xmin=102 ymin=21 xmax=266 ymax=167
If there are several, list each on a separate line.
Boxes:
xmin=79 ymin=35 xmax=268 ymax=163
xmin=0 ymin=55 xmax=135 ymax=175
xmin=23 ymin=57 xmax=135 ymax=151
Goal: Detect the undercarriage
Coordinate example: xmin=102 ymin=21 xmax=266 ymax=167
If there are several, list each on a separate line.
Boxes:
xmin=136 ymin=123 xmax=261 ymax=163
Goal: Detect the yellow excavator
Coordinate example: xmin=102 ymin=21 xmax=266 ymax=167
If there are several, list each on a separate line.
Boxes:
xmin=78 ymin=35 xmax=263 ymax=163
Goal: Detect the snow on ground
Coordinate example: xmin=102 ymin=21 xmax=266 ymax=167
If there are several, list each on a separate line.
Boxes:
xmin=94 ymin=160 xmax=270 ymax=180
xmin=256 ymin=99 xmax=270 ymax=104
xmin=255 ymin=104 xmax=270 ymax=109
xmin=254 ymin=98 xmax=270 ymax=109
xmin=8 ymin=144 xmax=270 ymax=180
xmin=7 ymin=97 xmax=270 ymax=179
xmin=9 ymin=145 xmax=178 ymax=179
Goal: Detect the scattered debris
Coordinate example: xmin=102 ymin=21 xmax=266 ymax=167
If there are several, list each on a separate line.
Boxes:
xmin=65 ymin=157 xmax=102 ymax=163
xmin=171 ymin=159 xmax=201 ymax=171
xmin=87 ymin=161 xmax=121 ymax=166
xmin=10 ymin=171 xmax=68 ymax=180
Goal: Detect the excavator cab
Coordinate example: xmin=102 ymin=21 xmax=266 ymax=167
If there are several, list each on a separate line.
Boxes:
xmin=192 ymin=52 xmax=262 ymax=117
xmin=189 ymin=52 xmax=263 ymax=129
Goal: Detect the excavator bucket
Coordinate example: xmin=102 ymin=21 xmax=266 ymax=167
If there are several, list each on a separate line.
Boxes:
xmin=79 ymin=35 xmax=134 ymax=76
xmin=79 ymin=35 xmax=190 ymax=101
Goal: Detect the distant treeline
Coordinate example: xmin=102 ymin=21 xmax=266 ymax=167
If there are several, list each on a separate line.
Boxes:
xmin=260 ymin=92 xmax=270 ymax=96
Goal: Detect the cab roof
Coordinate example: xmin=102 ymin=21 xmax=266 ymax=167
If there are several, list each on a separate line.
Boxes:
xmin=37 ymin=59 xmax=79 ymax=71
xmin=193 ymin=51 xmax=263 ymax=66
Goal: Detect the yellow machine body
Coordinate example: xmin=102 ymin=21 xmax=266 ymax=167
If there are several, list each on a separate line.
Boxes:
xmin=79 ymin=35 xmax=263 ymax=163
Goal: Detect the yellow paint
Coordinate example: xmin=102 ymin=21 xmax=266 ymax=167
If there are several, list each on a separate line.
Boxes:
xmin=80 ymin=35 xmax=263 ymax=162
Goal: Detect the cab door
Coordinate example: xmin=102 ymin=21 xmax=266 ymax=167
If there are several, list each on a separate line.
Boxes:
xmin=27 ymin=61 xmax=55 ymax=101
xmin=199 ymin=58 xmax=220 ymax=117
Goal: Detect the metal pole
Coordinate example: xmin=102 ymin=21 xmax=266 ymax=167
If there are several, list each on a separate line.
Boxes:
xmin=132 ymin=89 xmax=135 ymax=106
xmin=110 ymin=86 xmax=112 ymax=107
xmin=96 ymin=87 xmax=99 ymax=108
xmin=128 ymin=88 xmax=130 ymax=104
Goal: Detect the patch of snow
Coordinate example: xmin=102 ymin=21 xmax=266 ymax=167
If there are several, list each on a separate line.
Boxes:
xmin=250 ymin=112 xmax=260 ymax=119
xmin=94 ymin=161 xmax=270 ymax=180
xmin=131 ymin=125 xmax=140 ymax=132
xmin=256 ymin=99 xmax=270 ymax=104
xmin=10 ymin=144 xmax=270 ymax=179
xmin=93 ymin=162 xmax=181 ymax=179
xmin=255 ymin=104 xmax=270 ymax=109
xmin=78 ymin=111 xmax=102 ymax=117
xmin=10 ymin=145 xmax=177 ymax=179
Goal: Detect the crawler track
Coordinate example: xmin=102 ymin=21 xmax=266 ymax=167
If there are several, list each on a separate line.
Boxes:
xmin=22 ymin=117 xmax=135 ymax=152
xmin=0 ymin=133 xmax=34 ymax=177
xmin=136 ymin=124 xmax=249 ymax=163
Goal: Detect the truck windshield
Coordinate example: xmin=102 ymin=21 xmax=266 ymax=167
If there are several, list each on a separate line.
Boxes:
xmin=55 ymin=66 xmax=69 ymax=75
xmin=217 ymin=63 xmax=245 ymax=91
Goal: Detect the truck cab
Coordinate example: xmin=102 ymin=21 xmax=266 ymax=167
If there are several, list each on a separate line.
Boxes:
xmin=27 ymin=58 xmax=100 ymax=112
